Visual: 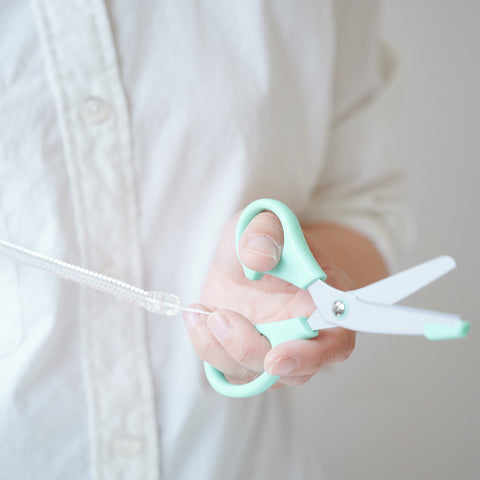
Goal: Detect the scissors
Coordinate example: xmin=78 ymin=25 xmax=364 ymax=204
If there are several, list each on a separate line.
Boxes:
xmin=204 ymin=198 xmax=470 ymax=398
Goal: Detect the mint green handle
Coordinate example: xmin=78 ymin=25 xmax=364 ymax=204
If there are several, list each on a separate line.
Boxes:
xmin=204 ymin=317 xmax=318 ymax=398
xmin=235 ymin=199 xmax=327 ymax=289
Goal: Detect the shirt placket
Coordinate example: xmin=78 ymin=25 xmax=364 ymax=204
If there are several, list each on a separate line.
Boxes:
xmin=33 ymin=1 xmax=160 ymax=479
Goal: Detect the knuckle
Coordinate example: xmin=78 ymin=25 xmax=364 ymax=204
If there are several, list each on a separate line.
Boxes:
xmin=237 ymin=339 xmax=264 ymax=372
xmin=196 ymin=334 xmax=220 ymax=362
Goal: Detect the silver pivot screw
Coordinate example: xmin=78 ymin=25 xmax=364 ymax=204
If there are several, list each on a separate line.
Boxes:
xmin=332 ymin=300 xmax=347 ymax=318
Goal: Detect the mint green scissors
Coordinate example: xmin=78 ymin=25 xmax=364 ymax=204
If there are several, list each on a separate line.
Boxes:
xmin=204 ymin=198 xmax=470 ymax=398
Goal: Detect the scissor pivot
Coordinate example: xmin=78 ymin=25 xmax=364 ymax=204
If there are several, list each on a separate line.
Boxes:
xmin=332 ymin=300 xmax=347 ymax=318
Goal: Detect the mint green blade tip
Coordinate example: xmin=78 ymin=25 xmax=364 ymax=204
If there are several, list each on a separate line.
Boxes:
xmin=424 ymin=321 xmax=470 ymax=341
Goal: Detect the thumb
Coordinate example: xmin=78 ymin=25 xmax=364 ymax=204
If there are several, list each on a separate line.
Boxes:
xmin=237 ymin=211 xmax=284 ymax=273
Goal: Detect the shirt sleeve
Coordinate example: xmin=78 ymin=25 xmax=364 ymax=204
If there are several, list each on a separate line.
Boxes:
xmin=300 ymin=0 xmax=412 ymax=271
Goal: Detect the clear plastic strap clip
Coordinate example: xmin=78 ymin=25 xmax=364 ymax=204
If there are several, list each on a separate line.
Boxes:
xmin=0 ymin=239 xmax=205 ymax=317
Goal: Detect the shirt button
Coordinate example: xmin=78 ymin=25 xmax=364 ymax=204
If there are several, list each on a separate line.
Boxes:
xmin=82 ymin=96 xmax=112 ymax=124
xmin=111 ymin=431 xmax=144 ymax=457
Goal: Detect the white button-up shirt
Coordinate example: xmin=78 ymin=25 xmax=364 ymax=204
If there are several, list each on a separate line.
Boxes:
xmin=0 ymin=1 xmax=407 ymax=478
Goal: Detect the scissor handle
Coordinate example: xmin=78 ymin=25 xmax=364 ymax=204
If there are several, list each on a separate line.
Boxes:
xmin=235 ymin=199 xmax=327 ymax=289
xmin=204 ymin=200 xmax=326 ymax=398
xmin=204 ymin=317 xmax=318 ymax=398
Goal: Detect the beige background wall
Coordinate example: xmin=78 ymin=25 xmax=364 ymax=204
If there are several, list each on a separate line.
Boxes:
xmin=303 ymin=2 xmax=479 ymax=479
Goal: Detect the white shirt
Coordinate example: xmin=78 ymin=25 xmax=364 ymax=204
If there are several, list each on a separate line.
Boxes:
xmin=0 ymin=1 xmax=407 ymax=479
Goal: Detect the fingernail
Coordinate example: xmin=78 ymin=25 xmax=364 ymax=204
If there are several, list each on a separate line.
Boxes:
xmin=268 ymin=357 xmax=297 ymax=376
xmin=208 ymin=313 xmax=230 ymax=341
xmin=246 ymin=236 xmax=279 ymax=261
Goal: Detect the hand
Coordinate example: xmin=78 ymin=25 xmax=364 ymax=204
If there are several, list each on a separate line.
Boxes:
xmin=183 ymin=210 xmax=356 ymax=390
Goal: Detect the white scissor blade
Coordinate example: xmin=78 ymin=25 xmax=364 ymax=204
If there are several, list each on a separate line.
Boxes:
xmin=332 ymin=297 xmax=463 ymax=337
xmin=351 ymin=256 xmax=457 ymax=305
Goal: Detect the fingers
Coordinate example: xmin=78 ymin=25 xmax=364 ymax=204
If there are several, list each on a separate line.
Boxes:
xmin=184 ymin=306 xmax=272 ymax=383
xmin=185 ymin=303 xmax=356 ymax=390
xmin=264 ymin=328 xmax=356 ymax=385
xmin=237 ymin=211 xmax=284 ymax=273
